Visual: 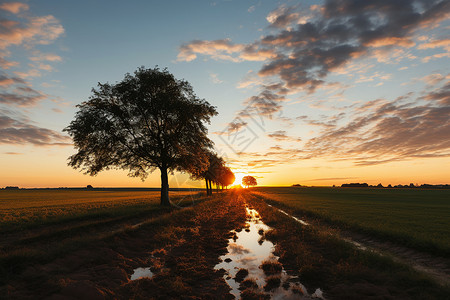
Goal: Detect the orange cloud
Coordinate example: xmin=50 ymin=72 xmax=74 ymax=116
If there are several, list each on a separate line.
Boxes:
xmin=178 ymin=39 xmax=277 ymax=63
xmin=366 ymin=37 xmax=415 ymax=48
xmin=178 ymin=39 xmax=243 ymax=62
xmin=418 ymin=39 xmax=450 ymax=51
xmin=30 ymin=53 xmax=62 ymax=62
xmin=420 ymin=73 xmax=449 ymax=86
xmin=0 ymin=2 xmax=29 ymax=14
xmin=0 ymin=15 xmax=64 ymax=49
xmin=14 ymin=69 xmax=41 ymax=78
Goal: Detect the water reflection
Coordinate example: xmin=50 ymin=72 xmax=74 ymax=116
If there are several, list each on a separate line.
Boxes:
xmin=215 ymin=206 xmax=325 ymax=299
xmin=130 ymin=267 xmax=153 ymax=280
xmin=266 ymin=204 xmax=309 ymax=226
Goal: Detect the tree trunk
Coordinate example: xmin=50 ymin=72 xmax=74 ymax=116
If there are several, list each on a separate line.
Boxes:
xmin=160 ymin=167 xmax=170 ymax=206
xmin=208 ymin=180 xmax=212 ymax=196
xmin=205 ymin=178 xmax=209 ymax=196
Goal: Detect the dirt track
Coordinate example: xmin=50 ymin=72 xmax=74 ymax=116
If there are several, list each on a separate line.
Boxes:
xmin=339 ymin=230 xmax=450 ymax=286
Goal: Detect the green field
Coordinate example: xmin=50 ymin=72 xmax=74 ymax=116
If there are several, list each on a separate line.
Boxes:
xmin=0 ymin=189 xmax=199 ymax=231
xmin=252 ymin=187 xmax=450 ymax=256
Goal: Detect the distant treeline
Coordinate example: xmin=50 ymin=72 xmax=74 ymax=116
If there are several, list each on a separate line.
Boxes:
xmin=1 ymin=186 xmax=203 ymax=192
xmin=340 ymin=183 xmax=450 ymax=189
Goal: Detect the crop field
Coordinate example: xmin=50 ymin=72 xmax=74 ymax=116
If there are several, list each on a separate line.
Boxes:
xmin=252 ymin=187 xmax=450 ymax=256
xmin=0 ymin=189 xmax=200 ymax=232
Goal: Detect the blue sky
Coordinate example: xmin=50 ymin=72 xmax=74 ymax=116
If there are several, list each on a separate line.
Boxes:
xmin=1 ymin=0 xmax=449 ymax=187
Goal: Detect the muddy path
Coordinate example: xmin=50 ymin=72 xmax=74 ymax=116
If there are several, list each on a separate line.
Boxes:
xmin=215 ymin=203 xmax=325 ymax=299
xmin=250 ymin=192 xmax=450 ymax=287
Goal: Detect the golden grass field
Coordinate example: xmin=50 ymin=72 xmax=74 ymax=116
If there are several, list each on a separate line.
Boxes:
xmin=0 ymin=189 xmax=198 ymax=231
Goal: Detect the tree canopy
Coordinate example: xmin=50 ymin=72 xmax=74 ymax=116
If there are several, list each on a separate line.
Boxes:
xmin=64 ymin=67 xmax=217 ymax=205
xmin=242 ymin=175 xmax=257 ymax=188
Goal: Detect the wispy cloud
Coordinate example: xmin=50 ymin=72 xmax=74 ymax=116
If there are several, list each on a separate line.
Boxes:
xmin=177 ymin=39 xmax=276 ymax=63
xmin=0 ymin=3 xmax=64 ymax=75
xmin=29 ymin=53 xmax=62 ymax=62
xmin=418 ymin=39 xmax=450 ymax=51
xmin=0 ymin=3 xmax=67 ymax=149
xmin=209 ymin=73 xmax=223 ymax=84
xmin=239 ymin=88 xmax=287 ymax=118
xmin=0 ymin=74 xmax=26 ymax=87
xmin=303 ymin=83 xmax=450 ymax=165
xmin=0 ymin=2 xmax=29 ymax=14
xmin=0 ymin=15 xmax=64 ymax=51
xmin=0 ymin=113 xmax=71 ymax=146
xmin=420 ymin=73 xmax=449 ymax=86
xmin=267 ymin=130 xmax=301 ymax=142
xmin=0 ymin=73 xmax=46 ymax=106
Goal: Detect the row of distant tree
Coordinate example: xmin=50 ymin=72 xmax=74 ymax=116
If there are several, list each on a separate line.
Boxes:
xmin=2 ymin=186 xmax=19 ymax=190
xmin=291 ymin=183 xmax=450 ymax=189
xmin=64 ymin=67 xmax=237 ymax=206
xmin=341 ymin=183 xmax=450 ymax=189
xmin=190 ymin=152 xmax=235 ymax=196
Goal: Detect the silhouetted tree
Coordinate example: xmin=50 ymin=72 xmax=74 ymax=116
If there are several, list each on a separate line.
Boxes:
xmin=242 ymin=175 xmax=257 ymax=188
xmin=189 ymin=151 xmax=224 ymax=196
xmin=64 ymin=67 xmax=217 ymax=206
xmin=219 ymin=167 xmax=235 ymax=189
xmin=188 ymin=152 xmax=235 ymax=194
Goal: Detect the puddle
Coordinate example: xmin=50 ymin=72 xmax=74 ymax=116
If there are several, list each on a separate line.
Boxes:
xmin=266 ymin=204 xmax=309 ymax=226
xmin=266 ymin=204 xmax=376 ymax=254
xmin=342 ymin=238 xmax=368 ymax=251
xmin=215 ymin=206 xmax=325 ymax=299
xmin=130 ymin=267 xmax=153 ymax=280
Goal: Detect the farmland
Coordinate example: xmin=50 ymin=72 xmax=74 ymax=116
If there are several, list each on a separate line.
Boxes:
xmin=0 ymin=189 xmax=200 ymax=232
xmin=1 ymin=188 xmax=449 ymax=299
xmin=252 ymin=187 xmax=450 ymax=257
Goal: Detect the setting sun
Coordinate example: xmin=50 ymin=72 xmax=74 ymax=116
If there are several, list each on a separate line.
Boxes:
xmin=232 ymin=173 xmax=246 ymax=187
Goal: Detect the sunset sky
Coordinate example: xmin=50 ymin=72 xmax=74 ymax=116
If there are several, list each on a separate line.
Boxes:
xmin=1 ymin=0 xmax=449 ymax=188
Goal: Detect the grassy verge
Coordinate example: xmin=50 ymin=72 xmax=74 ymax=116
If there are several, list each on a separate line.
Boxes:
xmin=252 ymin=187 xmax=450 ymax=257
xmin=246 ymin=191 xmax=450 ymax=299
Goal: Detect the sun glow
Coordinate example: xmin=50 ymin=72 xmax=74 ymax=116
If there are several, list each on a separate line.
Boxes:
xmin=232 ymin=173 xmax=246 ymax=187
